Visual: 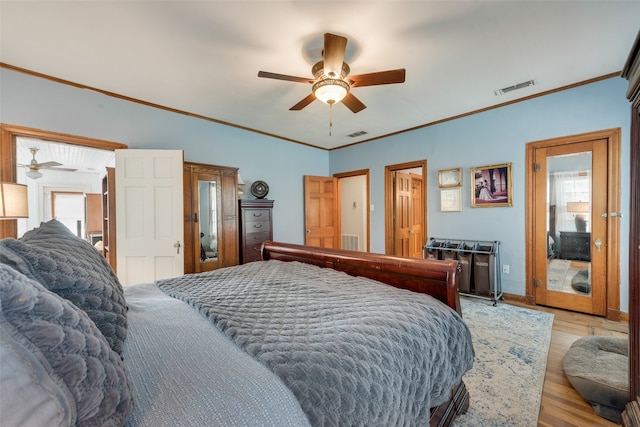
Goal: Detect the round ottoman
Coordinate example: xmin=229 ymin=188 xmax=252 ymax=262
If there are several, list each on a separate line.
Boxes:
xmin=570 ymin=269 xmax=591 ymax=294
xmin=563 ymin=336 xmax=629 ymax=423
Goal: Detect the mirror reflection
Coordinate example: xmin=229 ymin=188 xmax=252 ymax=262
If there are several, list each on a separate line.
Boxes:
xmin=198 ymin=180 xmax=218 ymax=262
xmin=546 ymin=152 xmax=592 ymax=296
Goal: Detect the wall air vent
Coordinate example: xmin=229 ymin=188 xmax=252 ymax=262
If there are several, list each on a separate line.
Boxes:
xmin=347 ymin=130 xmax=368 ymax=138
xmin=494 ymin=80 xmax=535 ymax=96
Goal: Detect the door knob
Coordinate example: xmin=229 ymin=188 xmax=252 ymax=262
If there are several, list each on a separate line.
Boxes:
xmin=173 ymin=241 xmax=181 ymax=254
xmin=594 ymin=237 xmax=602 ymax=253
xmin=306 ymin=229 xmax=311 ymax=235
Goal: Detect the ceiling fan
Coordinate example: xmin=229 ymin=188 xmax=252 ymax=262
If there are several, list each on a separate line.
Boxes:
xmin=258 ymin=33 xmax=406 ymax=113
xmin=20 ymin=147 xmax=77 ymax=179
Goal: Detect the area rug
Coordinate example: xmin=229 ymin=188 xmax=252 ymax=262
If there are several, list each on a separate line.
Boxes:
xmin=547 ymin=259 xmax=571 ymax=290
xmin=453 ymin=298 xmax=554 ymax=427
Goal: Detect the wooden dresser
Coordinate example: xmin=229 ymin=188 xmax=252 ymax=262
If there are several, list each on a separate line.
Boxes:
xmin=559 ymin=231 xmax=591 ymax=261
xmin=239 ymin=199 xmax=274 ymax=263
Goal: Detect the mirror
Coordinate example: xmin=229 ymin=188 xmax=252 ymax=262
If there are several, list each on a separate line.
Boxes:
xmin=546 ymin=152 xmax=592 ymax=296
xmin=198 ymin=180 xmax=218 ymax=263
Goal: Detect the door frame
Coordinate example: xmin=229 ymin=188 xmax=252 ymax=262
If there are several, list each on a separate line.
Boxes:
xmin=0 ymin=124 xmax=127 ymax=239
xmin=384 ymin=160 xmax=427 ymax=256
xmin=334 ymin=169 xmax=370 ymax=252
xmin=525 ymin=128 xmax=621 ymax=320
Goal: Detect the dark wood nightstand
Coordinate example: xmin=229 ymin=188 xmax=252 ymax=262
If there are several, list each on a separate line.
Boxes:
xmin=559 ymin=231 xmax=591 ymax=261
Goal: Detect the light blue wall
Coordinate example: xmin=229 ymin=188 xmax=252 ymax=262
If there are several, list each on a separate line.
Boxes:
xmin=329 ymin=77 xmax=631 ymax=309
xmin=1 ymin=69 xmax=630 ymax=310
xmin=0 ymin=68 xmax=329 ymax=245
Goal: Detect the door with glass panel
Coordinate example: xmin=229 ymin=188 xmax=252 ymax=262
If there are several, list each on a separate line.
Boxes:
xmin=533 ymin=139 xmax=608 ymax=315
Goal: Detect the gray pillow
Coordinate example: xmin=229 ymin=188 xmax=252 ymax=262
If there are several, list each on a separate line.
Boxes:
xmin=0 ymin=219 xmax=127 ymax=355
xmin=0 ymin=264 xmax=133 ymax=426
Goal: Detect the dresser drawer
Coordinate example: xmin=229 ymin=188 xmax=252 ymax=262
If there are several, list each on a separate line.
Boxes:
xmin=244 ymin=209 xmax=271 ymax=222
xmin=245 ymin=231 xmax=271 ymax=244
xmin=244 ymin=241 xmax=264 ymax=263
xmin=244 ymin=220 xmax=270 ymax=233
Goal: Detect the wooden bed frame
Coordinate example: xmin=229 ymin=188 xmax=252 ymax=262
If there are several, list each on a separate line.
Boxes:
xmin=261 ymin=241 xmax=470 ymax=427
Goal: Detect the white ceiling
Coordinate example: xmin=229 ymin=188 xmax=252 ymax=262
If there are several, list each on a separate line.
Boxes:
xmin=1 ymin=1 xmax=639 ymax=150
xmin=16 ymin=137 xmax=115 ymax=178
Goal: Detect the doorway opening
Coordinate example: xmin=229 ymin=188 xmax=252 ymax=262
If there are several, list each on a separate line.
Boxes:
xmin=303 ymin=170 xmax=370 ymax=252
xmin=335 ymin=169 xmax=369 ymax=252
xmin=384 ymin=160 xmax=427 ymax=257
xmin=0 ymin=124 xmax=127 ymax=240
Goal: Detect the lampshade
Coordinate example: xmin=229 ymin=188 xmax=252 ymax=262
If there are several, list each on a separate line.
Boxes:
xmin=566 ymin=201 xmax=589 ymax=213
xmin=312 ymin=78 xmax=349 ymax=105
xmin=237 ymin=174 xmax=245 ymax=186
xmin=26 ymin=169 xmax=42 ymax=179
xmin=0 ymin=182 xmax=28 ymax=219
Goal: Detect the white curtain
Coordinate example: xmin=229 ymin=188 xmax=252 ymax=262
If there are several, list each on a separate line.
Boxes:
xmin=551 ymin=170 xmax=591 ymax=234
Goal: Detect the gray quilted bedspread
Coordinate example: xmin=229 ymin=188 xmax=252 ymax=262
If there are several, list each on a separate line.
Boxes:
xmin=156 ymin=260 xmax=474 ymax=426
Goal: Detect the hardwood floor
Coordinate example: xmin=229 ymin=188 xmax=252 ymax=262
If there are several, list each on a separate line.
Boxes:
xmin=506 ymin=300 xmax=629 ymax=427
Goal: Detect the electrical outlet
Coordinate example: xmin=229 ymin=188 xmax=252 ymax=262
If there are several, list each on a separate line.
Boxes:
xmin=502 ymin=264 xmax=510 ymax=274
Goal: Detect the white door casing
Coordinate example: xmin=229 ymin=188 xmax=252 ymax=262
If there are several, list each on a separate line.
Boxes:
xmin=115 ymin=149 xmax=184 ymax=285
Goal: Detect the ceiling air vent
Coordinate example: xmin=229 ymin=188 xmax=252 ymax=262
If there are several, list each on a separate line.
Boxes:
xmin=347 ymin=130 xmax=368 ymax=138
xmin=494 ymin=80 xmax=535 ymax=96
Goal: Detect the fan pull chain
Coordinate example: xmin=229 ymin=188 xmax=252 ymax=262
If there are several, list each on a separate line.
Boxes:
xmin=329 ymin=103 xmax=333 ymax=136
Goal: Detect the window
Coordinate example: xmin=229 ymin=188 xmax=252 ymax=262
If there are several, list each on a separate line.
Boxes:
xmin=51 ymin=191 xmax=85 ymax=237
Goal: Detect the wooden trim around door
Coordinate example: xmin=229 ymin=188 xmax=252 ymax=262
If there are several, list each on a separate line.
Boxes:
xmin=0 ymin=124 xmax=127 ymax=239
xmin=334 ymin=169 xmax=370 ymax=252
xmin=384 ymin=160 xmax=427 ymax=256
xmin=525 ymin=128 xmax=621 ymax=320
xmin=622 ymin=27 xmax=640 ymax=410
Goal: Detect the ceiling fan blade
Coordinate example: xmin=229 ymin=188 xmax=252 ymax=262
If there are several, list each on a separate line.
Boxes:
xmin=341 ymin=93 xmax=367 ymax=113
xmin=49 ymin=167 xmax=78 ymax=172
xmin=349 ymin=69 xmax=406 ymax=87
xmin=323 ymin=33 xmax=347 ymax=78
xmin=290 ymin=93 xmax=317 ymax=111
xmin=258 ymin=71 xmax=312 ymax=84
xmin=37 ymin=161 xmax=63 ymax=168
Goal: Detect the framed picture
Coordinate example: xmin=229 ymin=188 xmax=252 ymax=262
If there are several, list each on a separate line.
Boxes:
xmin=440 ymin=187 xmax=462 ymax=212
xmin=438 ymin=167 xmax=462 ymax=188
xmin=471 ymin=162 xmax=513 ymax=208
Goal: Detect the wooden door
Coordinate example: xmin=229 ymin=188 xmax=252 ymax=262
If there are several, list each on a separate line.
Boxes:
xmin=394 ymin=171 xmax=411 ymax=256
xmin=304 ymin=175 xmax=339 ymax=248
xmin=533 ymin=139 xmax=609 ymax=315
xmin=409 ymin=174 xmax=424 ymax=258
xmin=115 ymin=149 xmax=184 ymax=285
xmin=392 ymin=172 xmax=424 ymax=258
xmin=85 ymin=193 xmax=102 ymax=235
xmin=384 ymin=160 xmax=427 ymax=257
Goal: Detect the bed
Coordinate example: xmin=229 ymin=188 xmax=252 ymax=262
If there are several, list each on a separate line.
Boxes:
xmin=0 ymin=219 xmax=474 ymax=427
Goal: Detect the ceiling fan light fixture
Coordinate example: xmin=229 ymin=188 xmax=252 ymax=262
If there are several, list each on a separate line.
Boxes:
xmin=26 ymin=170 xmax=42 ymax=180
xmin=313 ymin=78 xmax=349 ymax=105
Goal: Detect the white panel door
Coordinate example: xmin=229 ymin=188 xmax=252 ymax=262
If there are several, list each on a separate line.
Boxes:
xmin=115 ymin=149 xmax=184 ymax=285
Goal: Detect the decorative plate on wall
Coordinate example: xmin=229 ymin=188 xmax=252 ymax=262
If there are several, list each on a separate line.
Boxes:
xmin=250 ymin=180 xmax=269 ymax=199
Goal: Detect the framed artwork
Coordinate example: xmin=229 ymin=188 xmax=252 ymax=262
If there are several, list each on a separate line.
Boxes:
xmin=438 ymin=167 xmax=462 ymax=188
xmin=440 ymin=187 xmax=462 ymax=212
xmin=471 ymin=162 xmax=513 ymax=208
